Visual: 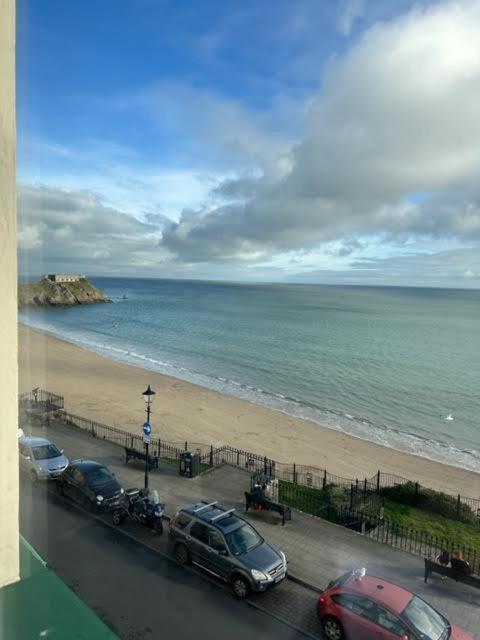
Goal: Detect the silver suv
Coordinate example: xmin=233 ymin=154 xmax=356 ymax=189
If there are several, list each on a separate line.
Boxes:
xmin=169 ymin=501 xmax=287 ymax=598
xmin=19 ymin=436 xmax=69 ymax=481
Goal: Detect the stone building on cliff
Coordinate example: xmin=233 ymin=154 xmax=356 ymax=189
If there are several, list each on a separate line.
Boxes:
xmin=43 ymin=274 xmax=86 ymax=283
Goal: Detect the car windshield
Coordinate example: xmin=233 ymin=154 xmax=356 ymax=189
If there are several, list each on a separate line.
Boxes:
xmin=225 ymin=522 xmax=263 ymax=556
xmin=401 ymin=596 xmax=450 ymax=640
xmin=86 ymin=467 xmax=114 ymax=487
xmin=32 ymin=444 xmax=61 ymax=460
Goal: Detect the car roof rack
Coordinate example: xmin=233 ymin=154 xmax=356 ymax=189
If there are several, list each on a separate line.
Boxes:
xmin=193 ymin=501 xmax=218 ymax=514
xmin=210 ymin=508 xmax=235 ymax=523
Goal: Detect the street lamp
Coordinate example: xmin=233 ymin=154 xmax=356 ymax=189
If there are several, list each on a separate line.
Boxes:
xmin=142 ymin=384 xmax=156 ymax=489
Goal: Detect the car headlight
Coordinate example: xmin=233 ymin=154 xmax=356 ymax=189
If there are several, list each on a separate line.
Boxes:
xmin=120 ymin=488 xmax=125 ymax=494
xmin=280 ymin=551 xmax=287 ymax=566
xmin=251 ymin=569 xmax=268 ymax=581
xmin=96 ymin=495 xmax=104 ymax=502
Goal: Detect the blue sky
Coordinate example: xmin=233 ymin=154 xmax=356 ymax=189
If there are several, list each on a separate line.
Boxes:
xmin=17 ymin=0 xmax=480 ymax=287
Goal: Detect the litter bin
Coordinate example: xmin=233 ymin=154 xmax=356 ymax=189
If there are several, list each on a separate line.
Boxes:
xmin=179 ymin=450 xmax=200 ymax=478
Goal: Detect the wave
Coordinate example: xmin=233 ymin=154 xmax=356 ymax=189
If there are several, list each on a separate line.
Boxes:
xmin=19 ymin=315 xmax=480 ymax=474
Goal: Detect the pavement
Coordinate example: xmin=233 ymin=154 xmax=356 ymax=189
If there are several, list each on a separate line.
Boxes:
xmin=20 ymin=477 xmax=309 ymax=640
xmin=21 ymin=417 xmax=480 ymax=638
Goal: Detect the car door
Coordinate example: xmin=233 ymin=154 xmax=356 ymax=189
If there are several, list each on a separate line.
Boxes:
xmin=376 ymin=605 xmax=414 ymax=640
xmin=188 ymin=522 xmax=211 ymax=568
xmin=331 ymin=594 xmax=383 ymax=640
xmin=65 ymin=466 xmax=86 ymax=504
xmin=60 ymin=465 xmax=76 ymax=498
xmin=205 ymin=529 xmax=232 ymax=581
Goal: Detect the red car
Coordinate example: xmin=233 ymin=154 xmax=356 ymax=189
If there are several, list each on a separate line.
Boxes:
xmin=317 ymin=569 xmax=473 ymax=640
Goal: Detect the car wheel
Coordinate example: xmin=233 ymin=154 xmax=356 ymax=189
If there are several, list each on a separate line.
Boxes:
xmin=30 ymin=470 xmax=38 ymax=483
xmin=174 ymin=543 xmax=190 ymax=565
xmin=232 ymin=575 xmax=249 ymax=600
xmin=322 ymin=616 xmax=345 ymax=640
xmin=153 ymin=519 xmax=164 ymax=535
xmin=112 ymin=509 xmax=124 ymax=526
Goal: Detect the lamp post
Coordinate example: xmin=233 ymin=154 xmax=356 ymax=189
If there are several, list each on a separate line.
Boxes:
xmin=142 ymin=384 xmax=156 ymax=489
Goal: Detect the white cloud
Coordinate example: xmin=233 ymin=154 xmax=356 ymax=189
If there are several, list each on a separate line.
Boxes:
xmin=18 ymin=135 xmax=223 ymax=221
xmin=160 ymin=1 xmax=480 ymax=266
xmin=17 ymin=184 xmax=171 ymax=275
xmin=137 ymin=82 xmax=301 ymax=179
xmin=18 ymin=1 xmax=480 ymax=287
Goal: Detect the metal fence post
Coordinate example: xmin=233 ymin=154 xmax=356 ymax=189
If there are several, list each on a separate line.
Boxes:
xmin=456 ymin=494 xmax=461 ymax=519
xmin=363 ymin=477 xmax=367 ymax=501
xmin=323 ymin=469 xmax=327 ymax=490
xmin=184 ymin=441 xmax=188 ymax=451
xmin=210 ymin=444 xmax=213 ymax=466
xmin=293 ymin=463 xmax=297 ymax=484
xmin=350 ymin=484 xmax=354 ymax=510
xmin=376 ymin=470 xmax=381 ymax=493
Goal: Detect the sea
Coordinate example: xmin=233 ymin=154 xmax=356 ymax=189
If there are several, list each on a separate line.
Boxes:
xmin=19 ymin=278 xmax=480 ymax=473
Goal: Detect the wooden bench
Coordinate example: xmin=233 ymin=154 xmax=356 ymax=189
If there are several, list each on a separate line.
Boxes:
xmin=245 ymin=490 xmax=292 ymax=526
xmin=424 ymin=558 xmax=480 ymax=589
xmin=124 ymin=446 xmax=159 ymax=470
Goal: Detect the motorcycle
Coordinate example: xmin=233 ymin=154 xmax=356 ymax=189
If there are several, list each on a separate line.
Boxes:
xmin=112 ymin=487 xmax=165 ymax=534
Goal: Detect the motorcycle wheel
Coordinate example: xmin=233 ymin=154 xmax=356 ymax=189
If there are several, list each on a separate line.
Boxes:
xmin=153 ymin=519 xmax=164 ymax=535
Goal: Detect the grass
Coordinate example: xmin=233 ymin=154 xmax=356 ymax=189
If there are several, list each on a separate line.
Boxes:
xmin=366 ymin=499 xmax=480 ymax=551
xmin=278 ymin=479 xmax=480 ymax=553
xmin=278 ymin=480 xmax=333 ymax=516
xmin=378 ymin=482 xmax=477 ymax=524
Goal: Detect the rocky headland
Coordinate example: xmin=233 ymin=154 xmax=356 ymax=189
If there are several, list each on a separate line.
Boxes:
xmin=18 ymin=276 xmax=111 ymax=307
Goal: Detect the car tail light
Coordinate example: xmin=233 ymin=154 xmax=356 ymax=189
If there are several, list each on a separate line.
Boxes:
xmin=318 ymin=596 xmax=327 ymax=606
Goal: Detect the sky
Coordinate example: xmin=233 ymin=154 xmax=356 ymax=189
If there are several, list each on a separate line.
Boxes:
xmin=16 ymin=0 xmax=480 ymax=287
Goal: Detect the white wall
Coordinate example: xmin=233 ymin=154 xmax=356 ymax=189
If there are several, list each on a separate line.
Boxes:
xmin=0 ymin=0 xmax=19 ymax=589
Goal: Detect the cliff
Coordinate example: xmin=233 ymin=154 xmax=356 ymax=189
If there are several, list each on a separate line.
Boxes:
xmin=18 ymin=277 xmax=111 ymax=307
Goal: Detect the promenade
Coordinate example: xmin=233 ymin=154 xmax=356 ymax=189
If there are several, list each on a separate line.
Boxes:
xmin=21 ymin=417 xmax=480 ymax=639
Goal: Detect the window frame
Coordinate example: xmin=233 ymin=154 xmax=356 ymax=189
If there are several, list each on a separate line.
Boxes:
xmin=189 ymin=521 xmax=210 ymax=545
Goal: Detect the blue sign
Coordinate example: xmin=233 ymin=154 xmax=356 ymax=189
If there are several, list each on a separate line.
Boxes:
xmin=143 ymin=421 xmax=151 ymax=436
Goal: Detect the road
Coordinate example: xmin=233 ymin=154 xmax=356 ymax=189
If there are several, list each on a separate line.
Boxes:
xmin=20 ymin=478 xmax=312 ymax=640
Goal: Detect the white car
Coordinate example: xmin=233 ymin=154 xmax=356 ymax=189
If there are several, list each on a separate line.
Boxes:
xmin=19 ymin=436 xmax=69 ymax=481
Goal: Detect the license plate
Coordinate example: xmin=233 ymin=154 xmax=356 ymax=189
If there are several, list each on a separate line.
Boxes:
xmin=275 ymin=573 xmax=285 ymax=583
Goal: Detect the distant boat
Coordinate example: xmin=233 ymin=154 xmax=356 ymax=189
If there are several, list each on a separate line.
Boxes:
xmin=122 ymin=293 xmax=128 ymax=299
xmin=445 ymin=414 xmax=454 ymax=421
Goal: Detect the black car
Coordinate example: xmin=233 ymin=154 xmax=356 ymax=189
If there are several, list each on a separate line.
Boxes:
xmin=56 ymin=459 xmax=124 ymax=511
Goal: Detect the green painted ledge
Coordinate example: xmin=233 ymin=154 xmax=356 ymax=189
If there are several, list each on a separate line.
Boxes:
xmin=0 ymin=537 xmax=120 ymax=639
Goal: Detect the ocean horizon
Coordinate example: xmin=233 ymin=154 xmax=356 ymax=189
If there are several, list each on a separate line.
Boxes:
xmin=19 ymin=277 xmax=480 ymax=473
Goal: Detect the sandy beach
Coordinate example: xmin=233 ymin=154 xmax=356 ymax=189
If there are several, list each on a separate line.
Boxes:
xmin=18 ymin=324 xmax=479 ymax=499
